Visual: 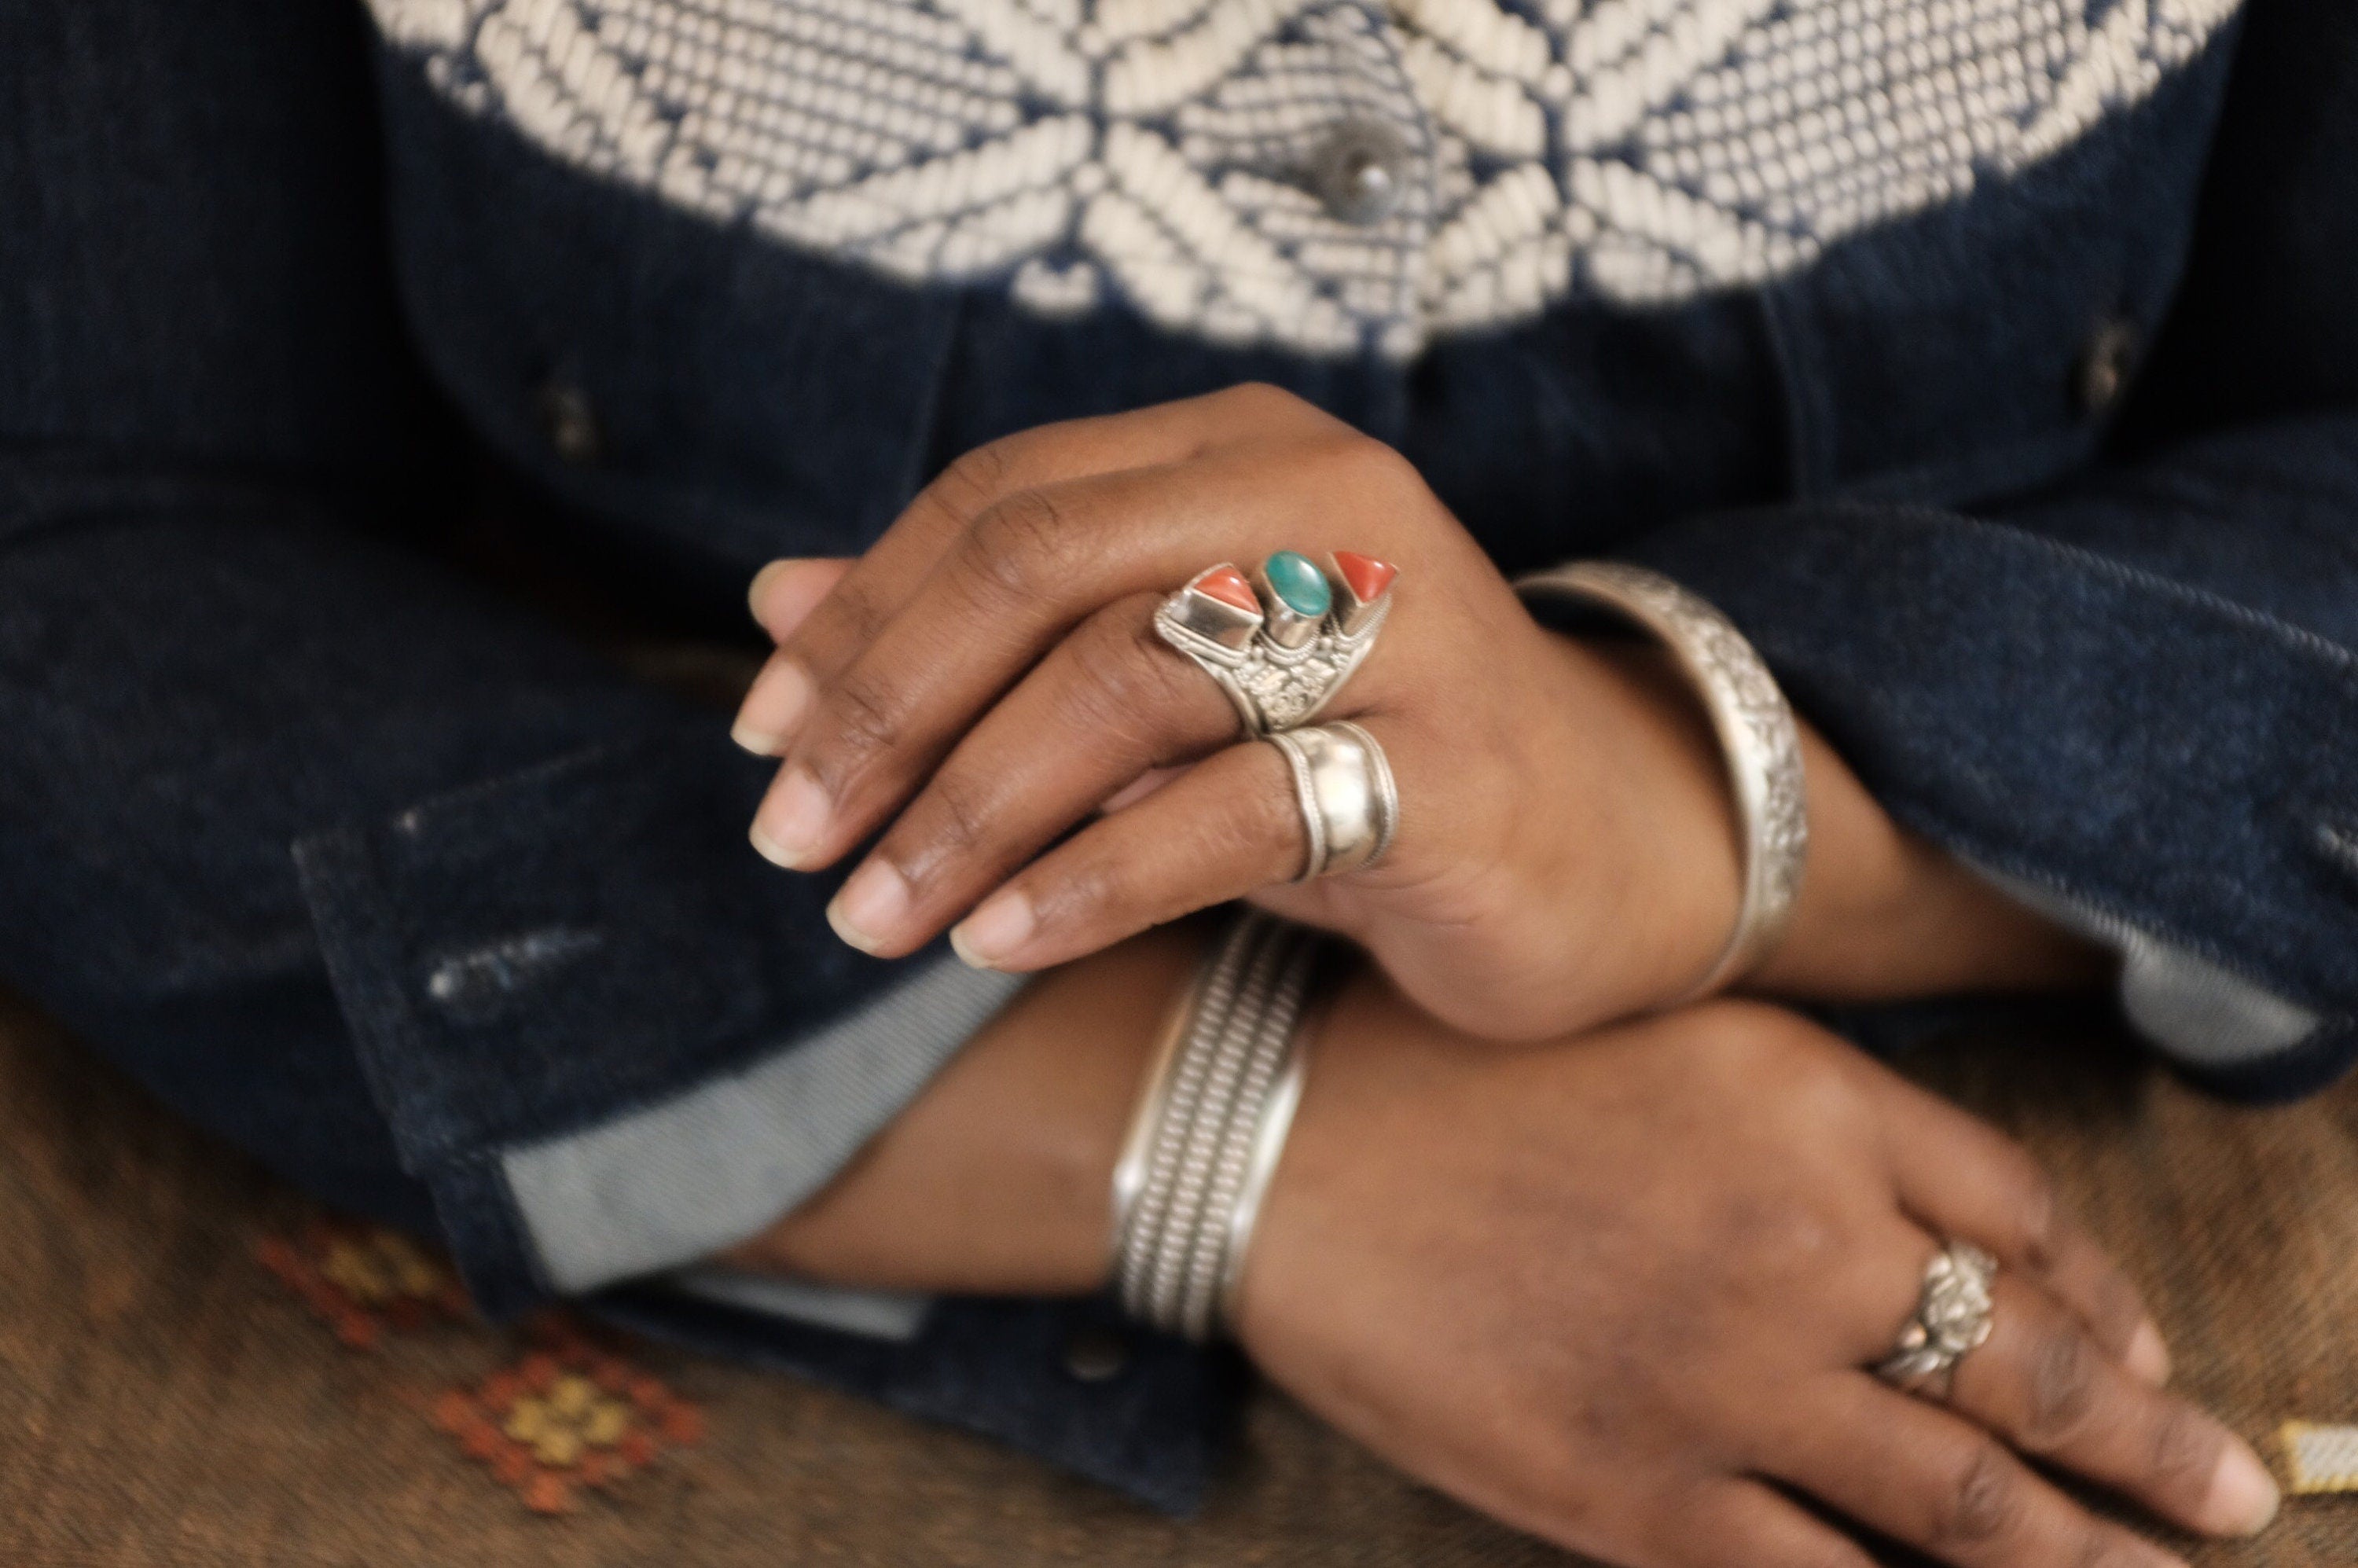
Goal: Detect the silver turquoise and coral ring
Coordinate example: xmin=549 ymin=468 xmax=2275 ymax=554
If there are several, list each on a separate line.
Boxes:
xmin=1151 ymin=550 xmax=1397 ymax=737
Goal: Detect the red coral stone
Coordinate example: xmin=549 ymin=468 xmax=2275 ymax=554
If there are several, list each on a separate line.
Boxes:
xmin=1192 ymin=564 xmax=1259 ymax=612
xmin=1332 ymin=551 xmax=1397 ymax=604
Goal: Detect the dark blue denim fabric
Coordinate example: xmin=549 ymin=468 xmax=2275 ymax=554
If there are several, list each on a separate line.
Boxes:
xmin=3 ymin=0 xmax=2355 ymax=1511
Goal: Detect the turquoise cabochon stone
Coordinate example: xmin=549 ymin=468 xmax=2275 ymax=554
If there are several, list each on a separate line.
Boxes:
xmin=1262 ymin=551 xmax=1332 ymax=616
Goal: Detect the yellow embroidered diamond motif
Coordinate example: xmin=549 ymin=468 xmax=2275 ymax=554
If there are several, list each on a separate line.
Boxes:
xmin=503 ymin=1374 xmax=636 ymax=1468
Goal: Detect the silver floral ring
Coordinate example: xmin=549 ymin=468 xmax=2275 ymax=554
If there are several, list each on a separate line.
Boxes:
xmin=1875 ymin=1240 xmax=1999 ymax=1399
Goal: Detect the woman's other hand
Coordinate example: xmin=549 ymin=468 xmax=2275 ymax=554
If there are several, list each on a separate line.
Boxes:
xmin=1241 ymin=987 xmax=2276 ymax=1568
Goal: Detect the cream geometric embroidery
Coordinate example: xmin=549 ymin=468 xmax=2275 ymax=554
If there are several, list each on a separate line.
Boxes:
xmin=367 ymin=0 xmax=2241 ymax=358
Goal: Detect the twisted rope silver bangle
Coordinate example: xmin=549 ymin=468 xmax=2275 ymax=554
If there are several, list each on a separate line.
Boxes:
xmin=1514 ymin=561 xmax=1809 ymax=1001
xmin=1109 ymin=912 xmax=1324 ymax=1341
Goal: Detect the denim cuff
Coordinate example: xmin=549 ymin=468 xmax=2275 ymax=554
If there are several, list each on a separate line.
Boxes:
xmin=1624 ymin=503 xmax=2358 ymax=1100
xmin=290 ymin=720 xmax=973 ymax=1314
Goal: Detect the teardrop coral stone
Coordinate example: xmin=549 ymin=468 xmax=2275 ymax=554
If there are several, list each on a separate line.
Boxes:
xmin=1194 ymin=564 xmax=1260 ymax=612
xmin=1332 ymin=551 xmax=1398 ymax=603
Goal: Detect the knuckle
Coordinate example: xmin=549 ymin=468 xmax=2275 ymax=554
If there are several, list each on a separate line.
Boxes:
xmin=2146 ymin=1402 xmax=2225 ymax=1496
xmin=814 ymin=668 xmax=908 ymax=779
xmin=934 ymin=439 xmax=1019 ymax=512
xmin=1055 ymin=615 xmax=1191 ymax=747
xmin=965 ymin=488 xmax=1079 ymax=605
xmin=2020 ymin=1326 xmax=2102 ymax=1445
xmin=1040 ymin=849 xmax=1124 ymax=927
xmin=1330 ymin=428 xmax=1421 ymax=490
xmin=902 ymin=769 xmax=997 ymax=881
xmin=810 ymin=580 xmax=887 ymax=652
xmin=1931 ymin=1441 xmax=2022 ymax=1549
xmin=2008 ymin=1162 xmax=2061 ymax=1272
xmin=1215 ymin=380 xmax=1306 ymax=420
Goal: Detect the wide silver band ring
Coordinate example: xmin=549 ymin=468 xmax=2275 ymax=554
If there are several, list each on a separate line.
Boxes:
xmin=1264 ymin=721 xmax=1398 ymax=880
xmin=1153 ymin=554 xmax=1394 ymax=737
xmin=1875 ymin=1241 xmax=1999 ymax=1399
xmin=1514 ymin=561 xmax=1809 ymax=1001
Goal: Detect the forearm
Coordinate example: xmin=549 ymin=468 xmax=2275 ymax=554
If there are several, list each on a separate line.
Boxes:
xmin=726 ymin=924 xmax=1201 ymax=1294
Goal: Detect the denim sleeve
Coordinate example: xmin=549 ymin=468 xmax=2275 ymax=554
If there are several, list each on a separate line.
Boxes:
xmin=1 ymin=0 xmax=1027 ymax=1316
xmin=0 ymin=464 xmax=1023 ymax=1315
xmin=1620 ymin=416 xmax=2358 ymax=1100
xmin=1620 ymin=0 xmax=2358 ymax=1100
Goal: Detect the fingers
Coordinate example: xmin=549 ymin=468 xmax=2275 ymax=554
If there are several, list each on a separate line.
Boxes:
xmin=1669 ymin=1481 xmax=1877 ymax=1568
xmin=946 ymin=738 xmax=1318 ymax=971
xmin=1868 ymin=1074 xmax=2169 ymax=1383
xmin=747 ymin=460 xmax=1319 ymax=868
xmin=1768 ymin=1376 xmax=2193 ymax=1568
xmin=1941 ymin=1274 xmax=2278 ymax=1538
xmin=747 ymin=387 xmax=1288 ymax=713
xmin=817 ymin=594 xmax=1242 ymax=957
xmin=735 ymin=559 xmax=850 ymax=752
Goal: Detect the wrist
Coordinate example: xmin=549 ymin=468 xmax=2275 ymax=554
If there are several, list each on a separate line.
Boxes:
xmin=1538 ymin=630 xmax=1749 ymax=1011
xmin=727 ymin=924 xmax=1203 ymax=1294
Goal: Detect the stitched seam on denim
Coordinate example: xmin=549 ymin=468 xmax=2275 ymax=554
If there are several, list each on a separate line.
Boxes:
xmin=1837 ymin=502 xmax=2358 ymax=674
xmin=292 ymin=824 xmax=460 ymax=1171
xmin=383 ymin=735 xmax=647 ymax=834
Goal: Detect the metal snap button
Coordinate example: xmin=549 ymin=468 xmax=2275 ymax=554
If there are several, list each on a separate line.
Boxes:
xmin=534 ymin=378 xmax=603 ymax=465
xmin=1309 ymin=119 xmax=1411 ymax=226
xmin=2075 ymin=317 xmax=2141 ymax=417
xmin=1060 ymin=1324 xmax=1132 ymax=1383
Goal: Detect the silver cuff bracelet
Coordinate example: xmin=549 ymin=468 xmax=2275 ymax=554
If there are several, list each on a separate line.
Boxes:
xmin=1515 ymin=561 xmax=1809 ymax=1001
xmin=1108 ymin=912 xmax=1323 ymax=1341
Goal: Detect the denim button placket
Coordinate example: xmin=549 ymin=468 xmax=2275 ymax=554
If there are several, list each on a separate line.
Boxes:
xmin=2076 ymin=318 xmax=2142 ymax=417
xmin=1060 ymin=1324 xmax=1132 ymax=1383
xmin=1308 ymin=119 xmax=1411 ymax=226
xmin=534 ymin=378 xmax=602 ymax=465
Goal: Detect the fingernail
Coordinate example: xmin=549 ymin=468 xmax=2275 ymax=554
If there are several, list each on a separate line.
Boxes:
xmin=748 ymin=560 xmax=791 ymax=616
xmin=2199 ymin=1439 xmax=2280 ymax=1537
xmin=747 ymin=558 xmax=830 ymax=638
xmin=2125 ymin=1320 xmax=2171 ymax=1386
xmin=828 ymin=860 xmax=909 ymax=954
xmin=950 ymin=890 xmax=1034 ymax=969
xmin=730 ymin=662 xmax=811 ymax=755
xmin=753 ymin=766 xmax=830 ymax=866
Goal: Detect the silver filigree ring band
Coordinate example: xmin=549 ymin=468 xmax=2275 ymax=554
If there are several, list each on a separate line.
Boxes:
xmin=1153 ymin=553 xmax=1396 ymax=737
xmin=1875 ymin=1241 xmax=1999 ymax=1398
xmin=1513 ymin=561 xmax=1809 ymax=1001
xmin=1265 ymin=721 xmax=1398 ymax=880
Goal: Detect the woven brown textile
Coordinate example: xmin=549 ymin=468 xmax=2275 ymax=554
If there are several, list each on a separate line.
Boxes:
xmin=2 ymin=990 xmax=2354 ymax=1566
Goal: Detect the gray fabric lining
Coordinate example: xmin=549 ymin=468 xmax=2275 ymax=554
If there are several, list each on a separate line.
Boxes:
xmin=1980 ymin=869 xmax=2321 ymax=1067
xmin=667 ymin=1267 xmax=931 ymax=1342
xmin=501 ymin=958 xmax=1026 ymax=1295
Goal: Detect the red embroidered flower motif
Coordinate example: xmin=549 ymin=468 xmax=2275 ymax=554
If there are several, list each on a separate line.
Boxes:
xmin=255 ymin=1221 xmax=471 ymax=1350
xmin=430 ymin=1329 xmax=703 ymax=1514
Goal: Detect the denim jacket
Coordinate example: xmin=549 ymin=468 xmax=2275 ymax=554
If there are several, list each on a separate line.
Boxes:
xmin=4 ymin=0 xmax=2355 ymax=1513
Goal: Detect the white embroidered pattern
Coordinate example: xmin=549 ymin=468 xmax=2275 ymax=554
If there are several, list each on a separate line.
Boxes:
xmin=369 ymin=0 xmax=2239 ymax=357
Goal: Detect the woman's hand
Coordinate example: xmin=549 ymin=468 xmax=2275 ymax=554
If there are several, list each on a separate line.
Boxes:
xmin=733 ymin=383 xmax=2101 ymax=1039
xmin=1240 ymin=989 xmax=2278 ymax=1568
xmin=732 ymin=383 xmax=1757 ymax=1039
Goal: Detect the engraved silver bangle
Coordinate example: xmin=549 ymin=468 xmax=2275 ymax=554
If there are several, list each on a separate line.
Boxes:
xmin=1108 ymin=912 xmax=1324 ymax=1341
xmin=1514 ymin=561 xmax=1809 ymax=1001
